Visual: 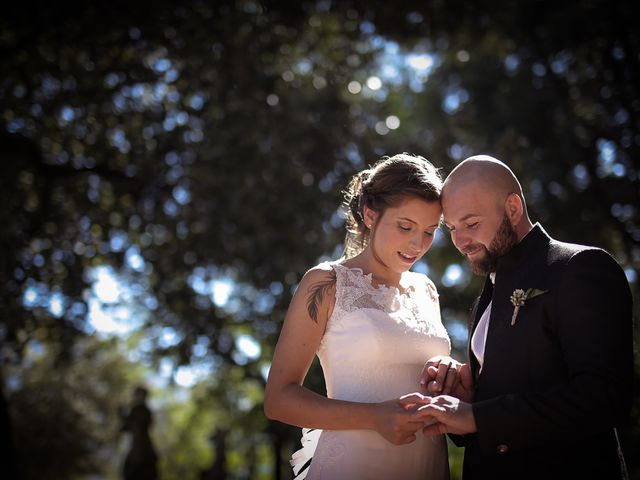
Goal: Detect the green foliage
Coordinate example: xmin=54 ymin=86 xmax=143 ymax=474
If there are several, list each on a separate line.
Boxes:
xmin=1 ymin=0 xmax=639 ymax=477
xmin=447 ymin=439 xmax=464 ymax=480
xmin=155 ymin=390 xmax=215 ymax=480
xmin=6 ymin=335 xmax=146 ymax=479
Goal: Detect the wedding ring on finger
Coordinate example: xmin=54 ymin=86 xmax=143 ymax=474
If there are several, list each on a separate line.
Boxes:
xmin=437 ymin=362 xmax=452 ymax=390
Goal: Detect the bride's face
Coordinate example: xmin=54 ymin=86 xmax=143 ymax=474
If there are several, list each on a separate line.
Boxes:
xmin=364 ymin=196 xmax=442 ymax=273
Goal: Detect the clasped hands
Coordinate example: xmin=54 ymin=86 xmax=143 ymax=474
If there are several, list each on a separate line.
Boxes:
xmin=376 ymin=356 xmax=476 ymax=445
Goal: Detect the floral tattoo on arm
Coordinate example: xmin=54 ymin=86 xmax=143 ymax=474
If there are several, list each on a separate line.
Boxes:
xmin=306 ymin=271 xmax=336 ymax=323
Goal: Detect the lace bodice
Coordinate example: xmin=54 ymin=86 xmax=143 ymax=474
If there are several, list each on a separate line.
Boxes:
xmin=293 ymin=261 xmax=451 ymax=480
xmin=316 ymin=262 xmax=450 ymax=402
xmin=322 ymin=262 xmax=444 ymax=339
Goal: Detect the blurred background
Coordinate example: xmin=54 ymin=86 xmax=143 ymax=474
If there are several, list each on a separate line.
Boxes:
xmin=1 ymin=0 xmax=639 ymax=478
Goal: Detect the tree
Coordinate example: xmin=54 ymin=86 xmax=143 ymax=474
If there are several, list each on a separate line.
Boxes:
xmin=5 ymin=335 xmax=146 ymax=479
xmin=1 ymin=0 xmax=638 ymax=477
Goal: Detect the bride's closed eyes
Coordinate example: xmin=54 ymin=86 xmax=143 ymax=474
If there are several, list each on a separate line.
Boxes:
xmin=397 ymin=221 xmax=436 ymax=237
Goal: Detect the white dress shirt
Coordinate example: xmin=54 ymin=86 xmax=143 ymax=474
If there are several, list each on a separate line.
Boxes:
xmin=471 ymin=272 xmax=495 ymax=373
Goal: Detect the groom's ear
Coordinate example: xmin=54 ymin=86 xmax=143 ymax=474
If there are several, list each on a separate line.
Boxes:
xmin=504 ymin=193 xmax=524 ymax=226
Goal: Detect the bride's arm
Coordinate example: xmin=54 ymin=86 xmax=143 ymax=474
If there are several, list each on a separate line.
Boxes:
xmin=264 ymin=265 xmax=424 ymax=445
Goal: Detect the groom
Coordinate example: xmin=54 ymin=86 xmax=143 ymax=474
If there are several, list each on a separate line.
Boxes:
xmin=415 ymin=156 xmax=633 ymax=479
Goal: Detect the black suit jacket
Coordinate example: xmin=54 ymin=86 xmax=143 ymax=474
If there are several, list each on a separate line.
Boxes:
xmin=460 ymin=224 xmax=633 ymax=480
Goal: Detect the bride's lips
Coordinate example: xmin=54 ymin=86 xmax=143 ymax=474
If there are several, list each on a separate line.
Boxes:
xmin=397 ymin=251 xmax=418 ymax=264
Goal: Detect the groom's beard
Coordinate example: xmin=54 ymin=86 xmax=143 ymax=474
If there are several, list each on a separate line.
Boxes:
xmin=464 ymin=214 xmax=518 ymax=276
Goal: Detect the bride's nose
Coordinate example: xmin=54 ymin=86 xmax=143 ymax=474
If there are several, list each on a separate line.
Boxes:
xmin=409 ymin=232 xmax=423 ymax=252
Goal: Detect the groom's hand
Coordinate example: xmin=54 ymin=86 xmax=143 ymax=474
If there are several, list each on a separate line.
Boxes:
xmin=416 ymin=395 xmax=477 ymax=436
xmin=420 ymin=356 xmax=473 ymax=400
xmin=446 ymin=363 xmax=473 ymax=402
xmin=419 ymin=355 xmax=459 ymax=394
xmin=398 ymin=392 xmax=432 ymax=411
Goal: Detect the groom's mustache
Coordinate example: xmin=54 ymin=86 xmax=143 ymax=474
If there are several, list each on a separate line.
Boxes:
xmin=461 ymin=244 xmax=486 ymax=255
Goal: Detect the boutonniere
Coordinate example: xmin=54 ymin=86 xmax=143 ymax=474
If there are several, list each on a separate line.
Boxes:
xmin=509 ymin=288 xmax=548 ymax=326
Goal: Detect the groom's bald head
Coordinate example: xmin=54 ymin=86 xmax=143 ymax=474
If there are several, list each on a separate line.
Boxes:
xmin=442 ymin=155 xmax=525 ymax=210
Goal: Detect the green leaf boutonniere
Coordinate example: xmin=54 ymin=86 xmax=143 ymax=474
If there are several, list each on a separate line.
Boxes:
xmin=509 ymin=288 xmax=548 ymax=326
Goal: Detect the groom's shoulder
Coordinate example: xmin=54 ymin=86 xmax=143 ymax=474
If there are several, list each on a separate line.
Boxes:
xmin=547 ymin=237 xmax=623 ymax=273
xmin=548 ymin=237 xmax=596 ymax=260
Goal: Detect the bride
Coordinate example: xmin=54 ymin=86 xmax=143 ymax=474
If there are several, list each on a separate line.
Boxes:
xmin=264 ymin=153 xmax=462 ymax=480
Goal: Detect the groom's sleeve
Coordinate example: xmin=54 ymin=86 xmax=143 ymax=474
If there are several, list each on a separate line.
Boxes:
xmin=470 ymin=249 xmax=633 ymax=455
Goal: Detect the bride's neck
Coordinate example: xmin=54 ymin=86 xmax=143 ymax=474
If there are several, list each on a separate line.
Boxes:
xmin=346 ymin=250 xmax=403 ymax=288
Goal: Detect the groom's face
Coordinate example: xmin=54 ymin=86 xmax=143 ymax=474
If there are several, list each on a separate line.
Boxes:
xmin=442 ymin=186 xmax=518 ymax=275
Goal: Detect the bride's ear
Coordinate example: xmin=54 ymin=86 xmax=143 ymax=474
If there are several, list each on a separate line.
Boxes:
xmin=362 ymin=206 xmax=379 ymax=230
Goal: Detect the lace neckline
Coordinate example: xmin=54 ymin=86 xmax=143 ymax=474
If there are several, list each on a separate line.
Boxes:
xmin=332 ymin=262 xmax=416 ymax=300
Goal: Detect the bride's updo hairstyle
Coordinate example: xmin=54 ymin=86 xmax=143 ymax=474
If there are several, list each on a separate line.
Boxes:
xmin=342 ymin=153 xmax=442 ymax=258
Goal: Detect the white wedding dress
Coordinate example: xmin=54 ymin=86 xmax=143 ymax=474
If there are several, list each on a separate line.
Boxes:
xmin=291 ymin=262 xmax=451 ymax=480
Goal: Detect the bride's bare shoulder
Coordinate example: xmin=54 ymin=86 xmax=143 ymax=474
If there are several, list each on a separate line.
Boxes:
xmin=298 ymin=263 xmax=338 ymax=323
xmin=305 ymin=260 xmax=335 ymax=274
xmin=300 ymin=263 xmax=337 ymax=293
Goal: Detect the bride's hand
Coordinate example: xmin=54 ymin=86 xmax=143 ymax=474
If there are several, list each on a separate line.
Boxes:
xmin=372 ymin=394 xmax=431 ymax=445
xmin=420 ymin=355 xmax=473 ymax=401
xmin=449 ymin=363 xmax=474 ymax=402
